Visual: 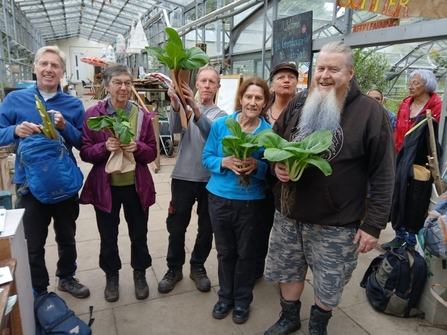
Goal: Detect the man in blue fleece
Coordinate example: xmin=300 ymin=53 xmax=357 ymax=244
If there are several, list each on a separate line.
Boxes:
xmin=0 ymin=46 xmax=89 ymax=299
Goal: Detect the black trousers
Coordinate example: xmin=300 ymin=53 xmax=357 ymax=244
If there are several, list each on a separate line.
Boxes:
xmin=95 ymin=185 xmax=152 ymax=274
xmin=165 ymin=179 xmax=213 ymax=270
xmin=17 ymin=190 xmax=79 ymax=294
xmin=208 ymin=193 xmax=262 ymax=307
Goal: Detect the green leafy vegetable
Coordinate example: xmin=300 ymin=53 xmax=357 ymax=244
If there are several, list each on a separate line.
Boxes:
xmin=222 ymin=118 xmax=273 ymax=188
xmin=87 ymin=109 xmax=134 ymax=145
xmin=257 ymin=130 xmax=333 ymax=215
xmin=258 ymin=130 xmax=333 ymax=181
xmin=145 ymin=27 xmax=210 ymax=70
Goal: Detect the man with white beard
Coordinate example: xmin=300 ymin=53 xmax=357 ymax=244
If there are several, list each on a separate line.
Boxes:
xmin=263 ymin=41 xmax=395 ymax=335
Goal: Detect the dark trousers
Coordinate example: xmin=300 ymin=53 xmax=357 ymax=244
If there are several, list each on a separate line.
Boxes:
xmin=95 ymin=185 xmax=152 ymax=274
xmin=208 ymin=193 xmax=262 ymax=307
xmin=166 ymin=179 xmax=213 ymax=270
xmin=255 ymin=188 xmax=275 ymax=276
xmin=17 ymin=190 xmax=79 ymax=294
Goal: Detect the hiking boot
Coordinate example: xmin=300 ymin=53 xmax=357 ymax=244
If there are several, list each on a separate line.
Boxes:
xmin=190 ymin=264 xmax=211 ymax=292
xmin=381 ymin=237 xmax=405 ymax=250
xmin=233 ymin=305 xmax=250 ymax=324
xmin=308 ymin=306 xmax=332 ymax=335
xmin=158 ymin=269 xmax=183 ymax=293
xmin=133 ymin=270 xmax=149 ymax=300
xmin=264 ymin=297 xmax=301 ymax=335
xmin=212 ymin=300 xmax=233 ymax=319
xmin=58 ymin=276 xmax=90 ymax=299
xmin=104 ymin=272 xmax=119 ymax=302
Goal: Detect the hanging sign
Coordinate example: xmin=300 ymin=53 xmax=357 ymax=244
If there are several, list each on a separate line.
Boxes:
xmin=353 ymin=18 xmax=400 ymax=32
xmin=338 ymin=0 xmax=447 ymax=19
xmin=271 ymin=11 xmax=313 ymax=90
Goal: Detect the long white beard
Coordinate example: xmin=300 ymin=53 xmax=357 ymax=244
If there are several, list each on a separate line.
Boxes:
xmin=293 ymin=83 xmax=349 ymax=141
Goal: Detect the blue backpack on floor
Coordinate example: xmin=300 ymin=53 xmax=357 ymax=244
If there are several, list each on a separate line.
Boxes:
xmin=34 ymin=292 xmax=94 ymax=335
xmin=17 ymin=133 xmax=83 ymax=204
xmin=360 ymin=247 xmax=427 ymax=317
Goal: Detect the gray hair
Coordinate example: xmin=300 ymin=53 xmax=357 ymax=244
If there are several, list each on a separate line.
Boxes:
xmin=103 ymin=64 xmax=132 ymax=86
xmin=196 ymin=65 xmax=220 ymax=84
xmin=410 ymin=69 xmax=438 ymax=93
xmin=319 ymin=41 xmax=354 ymax=70
xmin=34 ymin=46 xmax=66 ymax=72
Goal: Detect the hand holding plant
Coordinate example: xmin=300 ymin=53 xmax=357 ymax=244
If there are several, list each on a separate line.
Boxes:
xmin=221 ymin=118 xmax=273 ymax=189
xmin=146 ymin=27 xmax=210 ymax=128
xmin=87 ymin=109 xmax=134 ymax=144
xmin=257 ymin=130 xmax=333 ymax=215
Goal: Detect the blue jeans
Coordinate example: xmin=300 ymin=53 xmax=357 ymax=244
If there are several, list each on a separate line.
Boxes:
xmin=395 ymin=227 xmax=416 ymax=246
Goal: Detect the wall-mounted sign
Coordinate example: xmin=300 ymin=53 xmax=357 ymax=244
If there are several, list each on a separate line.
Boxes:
xmin=353 ymin=18 xmax=400 ymax=32
xmin=272 ymin=11 xmax=313 ymax=90
xmin=338 ymin=0 xmax=447 ymax=19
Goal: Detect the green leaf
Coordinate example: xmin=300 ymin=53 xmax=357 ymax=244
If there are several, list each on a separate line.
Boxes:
xmin=261 ymin=130 xmax=333 ymax=182
xmin=87 ymin=109 xmax=134 ymax=145
xmin=165 ymin=27 xmax=183 ymax=49
xmin=303 ymin=156 xmax=333 ymax=176
xmin=87 ymin=116 xmax=114 ymax=131
xmin=298 ymin=130 xmax=332 ymax=154
xmin=144 ymin=46 xmax=165 ymax=59
xmin=181 ymin=47 xmax=210 ymax=69
xmin=225 ymin=118 xmax=243 ymax=138
xmin=257 ymin=132 xmax=287 ymax=149
xmin=166 ymin=43 xmax=186 ymax=70
xmin=113 ymin=122 xmax=134 ymax=145
xmin=222 ymin=145 xmax=235 ymax=157
xmin=263 ymin=148 xmax=295 ymax=162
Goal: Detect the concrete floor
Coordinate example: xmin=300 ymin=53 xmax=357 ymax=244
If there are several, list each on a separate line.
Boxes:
xmin=42 ymin=94 xmax=447 ymax=335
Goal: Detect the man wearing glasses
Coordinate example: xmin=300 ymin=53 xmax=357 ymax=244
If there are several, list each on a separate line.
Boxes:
xmin=158 ymin=65 xmax=227 ymax=293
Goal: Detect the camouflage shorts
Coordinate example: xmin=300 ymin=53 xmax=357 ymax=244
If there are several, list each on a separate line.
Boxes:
xmin=265 ymin=210 xmax=359 ymax=307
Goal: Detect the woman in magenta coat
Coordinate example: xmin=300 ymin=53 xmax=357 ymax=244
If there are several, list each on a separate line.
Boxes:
xmin=80 ymin=64 xmax=157 ymax=303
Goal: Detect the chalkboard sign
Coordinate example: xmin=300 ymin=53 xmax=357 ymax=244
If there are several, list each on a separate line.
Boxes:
xmin=216 ymin=74 xmax=243 ymax=114
xmin=272 ymin=11 xmax=313 ymax=90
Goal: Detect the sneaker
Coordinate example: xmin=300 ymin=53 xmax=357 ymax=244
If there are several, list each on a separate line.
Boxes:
xmin=134 ymin=270 xmax=149 ymax=300
xmin=189 ymin=264 xmax=211 ymax=292
xmin=104 ymin=272 xmax=119 ymax=302
xmin=158 ymin=269 xmax=183 ymax=293
xmin=58 ymin=276 xmax=90 ymax=299
xmin=381 ymin=237 xmax=405 ymax=250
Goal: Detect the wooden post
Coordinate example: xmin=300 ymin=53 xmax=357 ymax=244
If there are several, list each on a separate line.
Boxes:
xmin=131 ymin=85 xmax=161 ymax=173
xmin=426 ymin=109 xmax=444 ymax=195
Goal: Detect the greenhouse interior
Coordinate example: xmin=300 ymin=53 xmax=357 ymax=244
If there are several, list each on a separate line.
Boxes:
xmin=0 ymin=1 xmax=447 ymax=335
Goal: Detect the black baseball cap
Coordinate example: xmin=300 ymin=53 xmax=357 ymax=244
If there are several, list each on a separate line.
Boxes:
xmin=270 ymin=62 xmax=299 ymax=82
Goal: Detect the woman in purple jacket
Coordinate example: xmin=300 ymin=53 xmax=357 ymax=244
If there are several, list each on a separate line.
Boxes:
xmin=79 ymin=64 xmax=157 ymax=303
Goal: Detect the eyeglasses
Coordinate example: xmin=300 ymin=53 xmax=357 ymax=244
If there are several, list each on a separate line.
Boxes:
xmin=111 ymin=80 xmax=132 ymax=88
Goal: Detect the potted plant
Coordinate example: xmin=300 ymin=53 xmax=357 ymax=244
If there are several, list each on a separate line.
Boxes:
xmin=145 ymin=27 xmax=210 ymax=127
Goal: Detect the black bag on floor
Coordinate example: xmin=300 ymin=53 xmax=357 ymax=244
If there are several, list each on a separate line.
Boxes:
xmin=35 ymin=291 xmax=94 ymax=335
xmin=360 ymin=247 xmax=426 ymax=317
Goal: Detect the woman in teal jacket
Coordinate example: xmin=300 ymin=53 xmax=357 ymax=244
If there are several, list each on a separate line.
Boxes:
xmin=202 ymin=78 xmax=271 ymax=324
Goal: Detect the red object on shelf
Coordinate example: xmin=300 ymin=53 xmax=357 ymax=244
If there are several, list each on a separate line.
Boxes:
xmin=80 ymin=56 xmax=108 ymax=67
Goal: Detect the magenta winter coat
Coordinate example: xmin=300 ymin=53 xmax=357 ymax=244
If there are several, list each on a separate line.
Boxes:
xmin=79 ymin=99 xmax=157 ymax=213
